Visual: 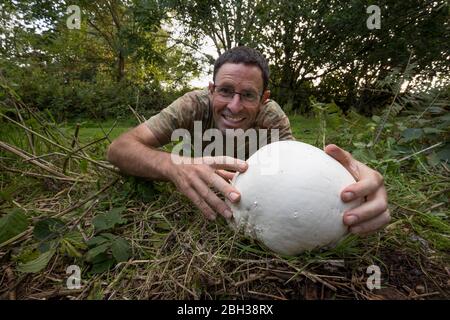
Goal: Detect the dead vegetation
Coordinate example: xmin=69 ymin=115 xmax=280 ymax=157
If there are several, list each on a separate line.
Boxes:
xmin=0 ymin=87 xmax=449 ymax=300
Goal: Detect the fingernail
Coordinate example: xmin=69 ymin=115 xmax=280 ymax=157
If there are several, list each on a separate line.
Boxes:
xmin=343 ymin=192 xmax=355 ymax=201
xmin=224 ymin=209 xmax=233 ymax=218
xmin=229 ymin=192 xmax=239 ymax=202
xmin=345 ymin=214 xmax=358 ymax=225
xmin=239 ymin=163 xmax=247 ymax=171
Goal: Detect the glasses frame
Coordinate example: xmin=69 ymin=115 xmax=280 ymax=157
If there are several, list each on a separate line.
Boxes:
xmin=212 ymin=84 xmax=264 ymax=105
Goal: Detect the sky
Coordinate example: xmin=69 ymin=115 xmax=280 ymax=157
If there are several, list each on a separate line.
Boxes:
xmin=189 ymin=38 xmax=218 ymax=88
xmin=164 ymin=18 xmax=219 ymax=89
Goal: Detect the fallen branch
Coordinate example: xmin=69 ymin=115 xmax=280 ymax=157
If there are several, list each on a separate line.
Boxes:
xmin=0 ymin=141 xmax=69 ymax=179
xmin=53 ymin=178 xmax=119 ymax=218
xmin=5 ymin=267 xmax=17 ymax=300
xmin=396 ymin=142 xmax=444 ymax=163
xmin=0 ymin=178 xmax=119 ymax=249
xmin=28 ymin=288 xmax=84 ymax=300
xmin=0 ymin=113 xmax=117 ymax=172
xmin=0 ymin=163 xmax=94 ymax=183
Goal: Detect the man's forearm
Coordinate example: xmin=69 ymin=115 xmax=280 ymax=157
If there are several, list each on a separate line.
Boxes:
xmin=107 ymin=136 xmax=175 ymax=181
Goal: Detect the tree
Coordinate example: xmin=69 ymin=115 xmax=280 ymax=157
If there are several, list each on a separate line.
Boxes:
xmin=170 ymin=0 xmax=449 ymax=114
xmin=0 ymin=0 xmax=202 ymax=118
xmin=168 ymin=0 xmax=270 ymax=56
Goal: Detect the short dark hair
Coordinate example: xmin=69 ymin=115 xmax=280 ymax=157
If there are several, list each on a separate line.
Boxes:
xmin=213 ymin=46 xmax=269 ymax=91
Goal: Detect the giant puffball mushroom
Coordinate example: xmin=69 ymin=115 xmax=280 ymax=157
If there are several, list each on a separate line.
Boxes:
xmin=226 ymin=141 xmax=362 ymax=255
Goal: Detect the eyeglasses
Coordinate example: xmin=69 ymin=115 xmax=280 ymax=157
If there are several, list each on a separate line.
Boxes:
xmin=213 ymin=85 xmax=262 ymax=104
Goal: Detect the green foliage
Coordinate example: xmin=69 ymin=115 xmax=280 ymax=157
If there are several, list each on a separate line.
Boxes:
xmin=3 ymin=68 xmax=177 ymax=120
xmin=85 ymin=207 xmax=131 ymax=273
xmin=15 ymin=217 xmax=88 ymax=272
xmin=375 ymin=83 xmax=449 ymax=167
xmin=0 ymin=0 xmax=449 ymax=299
xmin=0 ymin=183 xmax=21 ymax=203
xmin=171 ymin=0 xmax=449 ymax=114
xmin=86 ymin=233 xmax=131 ymax=273
xmin=17 ymin=249 xmax=57 ymax=273
xmin=10 ymin=209 xmax=131 ymax=274
xmin=60 ymin=231 xmax=87 ymax=258
xmin=34 ymin=218 xmax=66 ymax=241
xmin=92 ymin=207 xmax=127 ymax=232
xmin=1 ymin=0 xmax=199 ymax=120
xmin=0 ymin=209 xmax=30 ymax=244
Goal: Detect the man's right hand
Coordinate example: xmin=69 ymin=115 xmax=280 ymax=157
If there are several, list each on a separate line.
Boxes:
xmin=168 ymin=156 xmax=248 ymax=220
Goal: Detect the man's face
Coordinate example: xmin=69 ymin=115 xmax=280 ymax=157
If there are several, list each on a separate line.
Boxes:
xmin=209 ymin=63 xmax=269 ymax=133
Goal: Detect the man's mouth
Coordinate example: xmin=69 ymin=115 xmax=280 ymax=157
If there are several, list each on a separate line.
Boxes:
xmin=222 ymin=113 xmax=246 ymax=124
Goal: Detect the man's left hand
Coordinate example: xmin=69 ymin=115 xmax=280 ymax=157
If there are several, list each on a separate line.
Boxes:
xmin=325 ymin=144 xmax=391 ymax=235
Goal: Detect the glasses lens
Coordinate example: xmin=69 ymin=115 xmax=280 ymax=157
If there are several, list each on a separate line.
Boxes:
xmin=242 ymin=91 xmax=258 ymax=102
xmin=215 ymin=86 xmax=260 ymax=103
xmin=216 ymin=86 xmax=233 ymax=98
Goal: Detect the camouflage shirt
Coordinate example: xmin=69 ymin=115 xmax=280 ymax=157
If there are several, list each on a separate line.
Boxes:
xmin=145 ymin=88 xmax=294 ymax=159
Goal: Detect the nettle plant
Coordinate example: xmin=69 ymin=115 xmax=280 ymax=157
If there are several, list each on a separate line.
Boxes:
xmin=2 ymin=206 xmax=131 ymax=275
xmin=328 ymin=65 xmax=449 ymax=174
xmin=369 ymin=86 xmax=449 ymax=170
xmin=371 ymin=64 xmax=448 ymax=166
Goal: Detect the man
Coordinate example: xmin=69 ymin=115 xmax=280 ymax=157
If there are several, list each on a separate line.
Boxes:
xmin=107 ymin=46 xmax=390 ymax=235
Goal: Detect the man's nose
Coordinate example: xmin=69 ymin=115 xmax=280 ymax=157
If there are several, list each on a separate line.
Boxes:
xmin=227 ymin=93 xmax=244 ymax=113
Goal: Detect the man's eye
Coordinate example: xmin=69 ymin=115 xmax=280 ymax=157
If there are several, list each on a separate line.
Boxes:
xmin=242 ymin=92 xmax=257 ymax=100
xmin=218 ymin=87 xmax=233 ymax=95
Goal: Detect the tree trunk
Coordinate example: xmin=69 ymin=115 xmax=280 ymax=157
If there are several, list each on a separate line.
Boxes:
xmin=117 ymin=50 xmax=125 ymax=82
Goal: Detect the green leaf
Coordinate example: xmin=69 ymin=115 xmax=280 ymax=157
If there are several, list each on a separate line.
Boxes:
xmin=17 ymin=249 xmax=56 ymax=273
xmin=437 ymin=113 xmax=450 ymax=122
xmin=352 ymin=142 xmax=368 ymax=149
xmin=91 ymin=257 xmax=115 ymax=274
xmin=61 ymin=231 xmax=87 ymax=257
xmin=401 ymin=128 xmax=423 ymax=142
xmin=15 ymin=247 xmax=40 ymax=264
xmin=371 ymin=115 xmax=381 ymax=123
xmin=79 ymin=159 xmax=88 ymax=173
xmin=0 ymin=184 xmax=20 ymax=203
xmin=0 ymin=209 xmax=29 ymax=244
xmin=61 ymin=239 xmax=83 ymax=258
xmin=34 ymin=218 xmax=66 ymax=241
xmin=38 ymin=239 xmax=60 ymax=253
xmin=64 ymin=231 xmax=87 ymax=250
xmin=435 ymin=144 xmax=450 ymax=162
xmin=111 ymin=237 xmax=131 ymax=262
xmin=155 ymin=221 xmax=171 ymax=231
xmin=92 ymin=207 xmax=127 ymax=232
xmin=423 ymin=127 xmax=444 ymax=134
xmin=428 ymin=106 xmax=445 ymax=114
xmin=86 ymin=235 xmax=109 ymax=247
xmin=86 ymin=242 xmax=111 ymax=261
xmin=98 ymin=233 xmax=117 ymax=241
xmin=90 ymin=252 xmax=110 ymax=264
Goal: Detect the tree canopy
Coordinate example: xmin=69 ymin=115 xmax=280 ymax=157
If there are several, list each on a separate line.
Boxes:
xmin=0 ymin=0 xmax=448 ymax=117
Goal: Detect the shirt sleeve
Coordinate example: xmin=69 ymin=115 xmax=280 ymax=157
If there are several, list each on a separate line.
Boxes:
xmin=257 ymin=100 xmax=295 ymax=142
xmin=144 ymin=91 xmax=203 ymax=145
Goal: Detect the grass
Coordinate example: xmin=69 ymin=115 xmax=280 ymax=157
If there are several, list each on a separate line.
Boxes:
xmin=63 ymin=119 xmax=137 ymax=144
xmin=286 ymin=114 xmax=320 ymax=145
xmin=0 ymin=102 xmax=449 ymax=300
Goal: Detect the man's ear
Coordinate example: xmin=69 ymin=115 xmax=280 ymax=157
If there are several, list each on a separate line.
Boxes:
xmin=208 ymin=82 xmax=215 ymax=94
xmin=262 ymin=90 xmax=271 ymax=103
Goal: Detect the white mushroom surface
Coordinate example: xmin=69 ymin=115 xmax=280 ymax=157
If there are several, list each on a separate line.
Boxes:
xmin=227 ymin=141 xmax=362 ymax=255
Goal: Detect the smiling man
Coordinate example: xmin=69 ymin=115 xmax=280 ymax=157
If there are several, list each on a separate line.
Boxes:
xmin=107 ymin=46 xmax=390 ymax=235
